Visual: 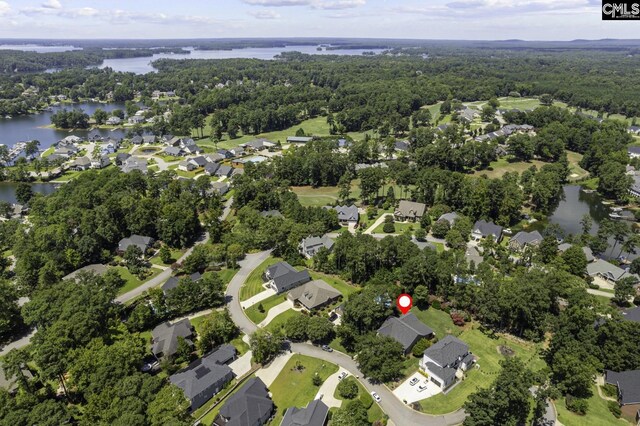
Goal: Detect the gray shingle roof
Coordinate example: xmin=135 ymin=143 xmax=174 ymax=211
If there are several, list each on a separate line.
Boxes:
xmin=587 ymin=259 xmax=639 ymax=282
xmin=377 ymin=313 xmax=434 ymax=352
xmin=63 ymin=264 xmax=108 ymax=281
xmin=216 ymin=165 xmax=233 ymax=177
xmin=472 ymin=220 xmax=503 ymax=239
xmin=161 ymin=272 xmax=202 ymax=294
xmin=118 ymin=234 xmax=153 ymax=253
xmin=265 ymin=262 xmax=311 ymax=293
xmin=395 ymin=200 xmax=427 ymax=220
xmin=606 ymin=370 xmax=640 ymax=405
xmin=438 ymin=212 xmax=459 ymax=225
xmin=281 ymin=400 xmax=329 ymax=426
xmin=329 ymin=205 xmax=359 ymax=222
xmin=206 ymin=344 xmax=237 ymax=365
xmin=287 ymin=280 xmax=342 ymax=310
xmin=510 ymin=230 xmax=542 ymax=246
xmin=622 ymin=306 xmax=640 ymax=323
xmin=151 ymin=319 xmax=193 ymax=358
xmin=170 ymin=351 xmax=235 ymax=411
xmin=558 ymin=243 xmax=595 ymax=262
xmin=300 ymin=235 xmax=334 ymax=256
xmin=423 ymin=335 xmax=469 ymax=367
xmin=217 ymin=377 xmax=273 ymax=426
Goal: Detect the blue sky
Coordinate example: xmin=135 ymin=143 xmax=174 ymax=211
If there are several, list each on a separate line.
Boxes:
xmin=0 ymin=0 xmax=639 ymax=40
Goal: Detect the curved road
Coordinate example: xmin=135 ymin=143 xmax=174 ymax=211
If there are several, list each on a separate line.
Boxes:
xmin=225 ymin=250 xmax=466 ymax=426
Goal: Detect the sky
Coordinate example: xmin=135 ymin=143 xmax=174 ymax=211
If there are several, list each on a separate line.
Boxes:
xmin=0 ymin=0 xmax=639 ymax=40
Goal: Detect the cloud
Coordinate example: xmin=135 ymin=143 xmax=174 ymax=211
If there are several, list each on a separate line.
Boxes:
xmin=41 ymin=0 xmax=62 ymax=9
xmin=243 ymin=0 xmax=365 ymax=9
xmin=248 ymin=9 xmax=281 ymax=19
xmin=0 ymin=1 xmax=11 ymax=15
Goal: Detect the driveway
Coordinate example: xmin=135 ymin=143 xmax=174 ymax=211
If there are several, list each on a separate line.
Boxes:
xmin=393 ymin=373 xmax=441 ymax=404
xmin=314 ymin=370 xmax=346 ymax=408
xmin=225 ymin=250 xmax=272 ymax=336
xmin=255 ymin=352 xmax=293 ymax=387
xmin=257 ymin=300 xmax=293 ymax=328
xmin=290 ymin=343 xmax=466 ymax=426
xmin=364 ymin=213 xmax=391 ymax=234
xmin=240 ymin=287 xmax=276 ymax=309
xmin=229 ymin=351 xmax=253 ymax=378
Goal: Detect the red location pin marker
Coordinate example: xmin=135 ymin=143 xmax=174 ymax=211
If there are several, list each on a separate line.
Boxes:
xmin=397 ymin=294 xmax=413 ymax=315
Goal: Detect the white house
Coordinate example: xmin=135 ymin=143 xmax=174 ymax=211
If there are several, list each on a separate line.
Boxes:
xmin=420 ymin=335 xmax=475 ymax=389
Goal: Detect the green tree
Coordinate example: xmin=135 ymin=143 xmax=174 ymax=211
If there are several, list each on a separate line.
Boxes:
xmin=250 ymin=329 xmax=283 ymax=364
xmin=413 ymin=285 xmax=430 ymax=309
xmin=93 ymin=108 xmax=108 ymax=125
xmin=15 ymin=182 xmax=34 ymax=205
xmin=123 ymin=245 xmax=144 ymax=272
xmin=146 ymin=385 xmax=191 ymax=426
xmin=560 ymin=245 xmax=587 ymax=276
xmin=614 ymin=276 xmax=636 ymax=306
xmin=337 ymin=378 xmax=359 ymax=399
xmin=307 ymin=316 xmax=334 ymax=343
xmin=431 ymin=219 xmax=450 ymax=239
xmin=355 ymin=334 xmax=404 ymax=383
xmin=332 ymin=400 xmax=370 ymax=426
xmin=127 ymin=303 xmax=154 ymax=332
xmin=159 ymin=245 xmax=173 ymax=264
xmin=197 ymin=310 xmax=238 ymax=353
xmin=411 ymin=338 xmax=432 ymax=358
xmin=284 ymin=314 xmax=309 ymax=341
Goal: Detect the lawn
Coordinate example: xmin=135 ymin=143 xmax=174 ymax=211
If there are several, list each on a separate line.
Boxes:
xmin=290 ymin=185 xmax=340 ymax=207
xmin=308 ymin=271 xmax=360 ymax=298
xmin=149 ymin=247 xmax=185 ymax=266
xmin=372 ymin=221 xmax=417 ymax=235
xmin=194 ymin=117 xmax=331 ymax=150
xmin=415 ymin=309 xmax=546 ymax=415
xmin=566 ymin=151 xmax=589 ymax=181
xmin=239 ymin=256 xmax=283 ymax=301
xmin=114 ymin=266 xmax=162 ymax=296
xmin=217 ymin=268 xmax=239 ymax=286
xmin=473 ymin=157 xmax=546 ymax=179
xmin=265 ymin=309 xmax=305 ymax=334
xmin=244 ymin=293 xmax=289 ymax=324
xmin=555 ymin=385 xmax=627 ymax=426
xmin=268 ymin=354 xmax=339 ymax=426
xmin=333 ymin=376 xmax=385 ymax=424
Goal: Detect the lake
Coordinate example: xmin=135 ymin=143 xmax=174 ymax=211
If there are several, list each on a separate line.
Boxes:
xmin=97 ymin=45 xmax=385 ymax=74
xmin=0 ymin=44 xmax=81 ymax=53
xmin=0 ymin=102 xmax=128 ymax=150
xmin=0 ymin=182 xmax=58 ymax=204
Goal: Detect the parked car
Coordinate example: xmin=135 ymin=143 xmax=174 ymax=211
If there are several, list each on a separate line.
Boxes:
xmin=371 ymin=391 xmax=381 ymax=402
xmin=321 ymin=345 xmax=333 ymax=352
xmin=409 ymin=377 xmax=419 ymax=386
xmin=418 ymin=384 xmax=429 ymax=392
xmin=338 ymin=372 xmax=348 ymax=381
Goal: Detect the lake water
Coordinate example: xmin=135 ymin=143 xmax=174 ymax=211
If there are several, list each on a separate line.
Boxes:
xmin=0 ymin=102 xmax=128 ymax=150
xmin=98 ymin=45 xmax=385 ymax=74
xmin=0 ymin=44 xmax=81 ymax=53
xmin=0 ymin=182 xmax=58 ymax=204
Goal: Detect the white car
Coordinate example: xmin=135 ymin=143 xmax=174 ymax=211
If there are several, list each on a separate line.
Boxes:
xmin=338 ymin=372 xmax=348 ymax=381
xmin=371 ymin=391 xmax=381 ymax=402
xmin=409 ymin=377 xmax=419 ymax=386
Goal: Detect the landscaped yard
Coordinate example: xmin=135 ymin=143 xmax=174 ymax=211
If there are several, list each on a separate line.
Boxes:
xmin=372 ymin=220 xmax=417 ymax=235
xmin=268 ymin=354 xmax=339 ymax=426
xmin=217 ymin=268 xmax=239 ymax=286
xmin=413 ymin=308 xmax=546 ymax=415
xmin=333 ymin=376 xmax=386 ymax=424
xmin=190 ymin=314 xmax=250 ymax=355
xmin=473 ymin=157 xmax=546 ymax=179
xmin=239 ymin=256 xmax=283 ymax=301
xmin=308 ymin=271 xmax=360 ymax=297
xmin=114 ymin=266 xmax=162 ymax=296
xmin=555 ymin=384 xmax=627 ymax=426
xmin=244 ymin=293 xmax=289 ymax=324
xmin=265 ymin=309 xmax=305 ymax=334
xmin=149 ymin=247 xmax=186 ymax=266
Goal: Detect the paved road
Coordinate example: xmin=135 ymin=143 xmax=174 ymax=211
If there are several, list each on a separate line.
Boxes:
xmin=291 ymin=344 xmax=466 ymax=426
xmin=225 ymin=250 xmax=272 ymax=335
xmin=587 ymin=288 xmax=614 ymax=299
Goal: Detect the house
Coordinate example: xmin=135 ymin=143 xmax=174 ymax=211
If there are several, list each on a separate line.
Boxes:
xmin=169 ymin=349 xmax=236 ymax=411
xmin=151 ymin=319 xmax=194 ymax=359
xmin=299 ymin=235 xmax=334 ymax=259
xmin=420 ymin=335 xmax=475 ymax=389
xmin=628 ymin=126 xmax=640 ymax=135
xmin=327 ymin=205 xmax=359 ymax=225
xmin=508 ymin=230 xmax=543 ymax=251
xmin=471 ymin=220 xmax=503 ymax=242
xmin=217 ymin=149 xmax=233 ymax=159
xmin=161 ymin=272 xmax=202 ymax=295
xmin=605 ymin=370 xmax=640 ymax=417
xmin=190 ymin=156 xmax=208 ymax=168
xmin=395 ymin=140 xmax=410 ymax=152
xmin=166 ymin=136 xmax=181 ymax=147
xmin=120 ymin=157 xmax=148 ymax=174
xmin=91 ymin=155 xmax=111 ymax=169
xmin=209 ymin=182 xmax=230 ymax=196
xmin=205 ymin=163 xmax=221 ymax=176
xmin=287 ymin=136 xmax=313 ymax=144
xmin=281 ymin=400 xmax=329 ymax=426
xmin=143 ymin=135 xmax=157 ymax=144
xmin=204 ymin=153 xmax=225 ymax=163
xmin=264 ymin=261 xmax=311 ymax=293
xmin=131 ymin=136 xmax=144 ymax=145
xmin=558 ymin=243 xmax=595 ymax=262
xmin=287 ymin=279 xmax=342 ymax=311
xmin=242 ymin=139 xmax=275 ymax=151
xmin=184 ymin=144 xmax=204 ymax=155
xmin=630 ymin=175 xmax=640 ymax=198
xmin=230 ymin=147 xmax=245 ymax=157
xmin=622 ymin=306 xmax=640 ymax=324
xmin=213 ymin=377 xmax=273 ymax=426
xmin=235 ymin=156 xmax=267 ymax=166
xmin=465 ymin=245 xmax=483 ymax=266
xmin=458 ymin=107 xmax=478 ymax=123
xmin=128 ymin=116 xmax=145 ymax=125
xmin=162 ymin=146 xmax=182 ymax=157
xmin=377 ymin=313 xmax=434 ymax=354
xmin=179 ymin=160 xmax=197 ymax=172
xmin=115 ymin=153 xmax=131 ymax=165
xmin=394 ymin=200 xmax=427 ymax=222
xmin=587 ymin=259 xmax=639 ymax=284
xmin=628 ymin=146 xmax=640 ymax=159
xmin=118 ymin=234 xmax=154 ymax=254
xmin=72 ymin=156 xmax=91 ymax=171
xmin=106 ymin=116 xmax=121 ymax=125
xmin=438 ymin=212 xmax=459 ymax=226
xmin=63 ymin=264 xmax=108 ymax=281
xmin=215 ymin=165 xmax=234 ymax=178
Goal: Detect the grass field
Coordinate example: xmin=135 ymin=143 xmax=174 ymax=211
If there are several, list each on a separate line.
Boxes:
xmin=149 ymin=247 xmax=185 ymax=266
xmin=308 ymin=271 xmax=360 ymax=297
xmin=217 ymin=268 xmax=239 ymax=286
xmin=473 ymin=157 xmax=546 ymax=179
xmin=291 ymin=180 xmax=410 ymax=208
xmin=373 ymin=221 xmax=416 ymax=235
xmin=333 ymin=376 xmax=386 ymax=423
xmin=244 ymin=293 xmax=289 ymax=324
xmin=264 ymin=309 xmax=305 ymax=334
xmin=239 ymin=256 xmax=283 ymax=301
xmin=566 ymin=151 xmax=589 ymax=180
xmin=414 ymin=308 xmax=546 ymax=415
xmin=115 ymin=266 xmax=162 ymax=296
xmin=268 ymin=354 xmax=339 ymax=425
xmin=555 ymin=385 xmax=628 ymax=426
